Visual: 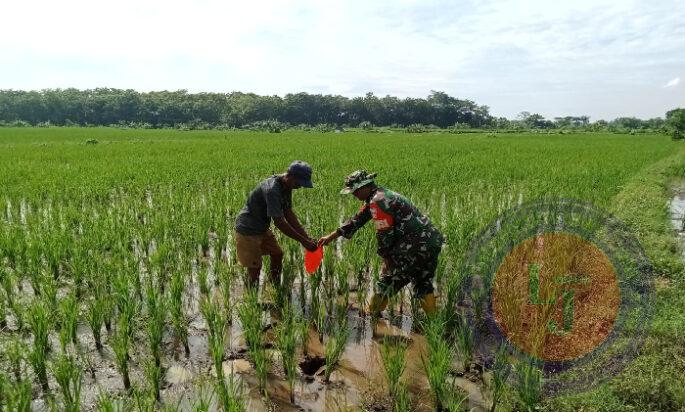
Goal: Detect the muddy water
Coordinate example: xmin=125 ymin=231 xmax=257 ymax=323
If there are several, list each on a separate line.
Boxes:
xmin=20 ymin=251 xmax=489 ymax=411
xmin=161 ymin=276 xmax=490 ymax=412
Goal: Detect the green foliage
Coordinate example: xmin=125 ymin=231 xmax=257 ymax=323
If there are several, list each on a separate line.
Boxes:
xmin=489 ymin=345 xmax=512 ymax=412
xmin=0 ymin=128 xmax=683 ymax=411
xmin=51 ymin=353 xmax=83 ymax=412
xmin=323 ymin=319 xmax=349 ymax=383
xmin=145 ymin=276 xmax=166 ymax=367
xmin=87 ymin=286 xmax=106 ymax=352
xmin=275 ymin=304 xmax=299 ymax=402
xmin=380 ymin=337 xmax=407 ymax=402
xmin=243 ymin=119 xmax=288 ymax=133
xmin=358 ymin=121 xmax=375 ymax=131
xmin=666 ymin=108 xmax=685 ymax=140
xmin=111 ymin=313 xmax=132 ymax=392
xmin=420 ymin=311 xmax=454 ymax=410
xmin=169 ymin=268 xmax=190 ymax=357
xmin=236 ymin=288 xmax=271 ymax=397
xmin=0 ymin=373 xmax=32 ymax=411
xmin=0 ymin=89 xmax=495 ymax=128
xmin=143 ymin=357 xmax=162 ymax=402
xmin=58 ymin=291 xmax=79 ymax=353
xmin=97 ymin=391 xmax=129 ymax=411
xmin=406 ymin=123 xmax=428 ymax=133
xmin=27 ymin=300 xmax=51 ymax=391
xmin=515 ymin=359 xmax=542 ymax=411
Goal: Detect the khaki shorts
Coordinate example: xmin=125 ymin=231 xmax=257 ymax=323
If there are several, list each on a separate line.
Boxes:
xmin=235 ymin=229 xmax=283 ymax=269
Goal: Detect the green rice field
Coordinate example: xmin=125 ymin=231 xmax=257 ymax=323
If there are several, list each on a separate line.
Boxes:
xmin=0 ymin=127 xmax=684 ymax=411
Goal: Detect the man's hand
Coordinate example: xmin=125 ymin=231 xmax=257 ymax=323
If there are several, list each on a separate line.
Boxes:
xmin=318 ymin=231 xmax=339 ymax=247
xmin=302 ymin=238 xmax=318 ymax=252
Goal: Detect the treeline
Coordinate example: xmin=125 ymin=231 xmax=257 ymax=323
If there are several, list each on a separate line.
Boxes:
xmin=0 ymin=89 xmax=493 ymax=129
xmin=0 ymin=89 xmax=681 ymax=136
xmin=512 ymin=112 xmax=668 ymax=132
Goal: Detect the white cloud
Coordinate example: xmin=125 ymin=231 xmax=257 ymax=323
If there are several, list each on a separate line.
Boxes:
xmin=0 ymin=0 xmax=683 ymax=119
xmin=665 ymin=77 xmax=681 ymax=88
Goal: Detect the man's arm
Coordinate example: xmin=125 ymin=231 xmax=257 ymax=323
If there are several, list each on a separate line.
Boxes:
xmin=319 ymin=203 xmax=371 ymax=247
xmin=284 ymin=208 xmax=309 ymax=239
xmin=274 ymin=216 xmax=317 ymax=251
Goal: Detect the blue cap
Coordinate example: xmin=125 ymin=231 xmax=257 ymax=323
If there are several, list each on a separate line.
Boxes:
xmin=287 ymin=160 xmax=313 ymax=188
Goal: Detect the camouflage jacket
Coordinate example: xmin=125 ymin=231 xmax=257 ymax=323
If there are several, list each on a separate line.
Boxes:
xmin=337 ymin=186 xmax=444 ymax=259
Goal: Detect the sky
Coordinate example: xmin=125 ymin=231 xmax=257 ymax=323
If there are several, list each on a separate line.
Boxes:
xmin=0 ymin=0 xmax=683 ymax=120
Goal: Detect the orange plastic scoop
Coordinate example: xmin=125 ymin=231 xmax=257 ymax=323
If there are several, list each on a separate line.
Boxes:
xmin=304 ymin=247 xmax=324 ymax=275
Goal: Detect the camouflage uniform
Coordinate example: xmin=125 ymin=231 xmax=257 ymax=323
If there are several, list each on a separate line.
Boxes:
xmin=337 ymin=185 xmax=444 ymax=299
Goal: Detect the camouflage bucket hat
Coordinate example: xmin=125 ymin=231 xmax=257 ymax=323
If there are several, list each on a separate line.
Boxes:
xmin=340 ymin=170 xmax=377 ymax=194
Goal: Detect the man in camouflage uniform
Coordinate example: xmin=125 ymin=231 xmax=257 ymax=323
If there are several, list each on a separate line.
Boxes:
xmin=318 ymin=170 xmax=444 ymax=316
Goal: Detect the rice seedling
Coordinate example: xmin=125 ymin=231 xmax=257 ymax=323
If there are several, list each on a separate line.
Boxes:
xmin=27 ymin=300 xmax=50 ymax=392
xmin=324 ymin=315 xmax=349 ymax=383
xmin=216 ymin=260 xmax=234 ymax=323
xmin=236 ymin=287 xmax=262 ymax=354
xmin=298 ymin=313 xmax=311 ymax=357
xmin=40 ymin=269 xmax=59 ymax=317
xmin=392 ymin=383 xmax=412 ymax=412
xmin=200 ymin=296 xmax=227 ymax=393
xmin=1 ymin=373 xmax=32 ymax=412
xmin=217 ymin=372 xmax=246 ymax=412
xmin=143 ymin=357 xmax=162 ymax=402
xmin=132 ymin=385 xmax=157 ymax=412
xmin=169 ymin=268 xmax=190 ymax=357
xmin=237 ymin=287 xmax=270 ymax=397
xmin=51 ymin=353 xmax=82 ymax=412
xmin=27 ymin=260 xmax=43 ymax=297
xmin=251 ymin=343 xmax=271 ymax=399
xmin=5 ymin=337 xmax=26 ymax=382
xmin=87 ymin=293 xmax=106 ymax=352
xmin=145 ymin=277 xmax=166 ymax=367
xmin=275 ymin=303 xmax=298 ymax=402
xmin=420 ymin=311 xmax=453 ymax=410
xmin=96 ymin=391 xmax=128 ymax=412
xmin=515 ymin=359 xmax=542 ymax=411
xmin=198 ymin=265 xmax=210 ymax=297
xmin=112 ymin=271 xmax=139 ymax=336
xmin=380 ymin=337 xmax=407 ymax=399
xmin=454 ymin=313 xmax=473 ymax=372
xmin=297 ymin=268 xmax=307 ymax=314
xmin=354 ymin=267 xmax=369 ymax=316
xmin=58 ymin=291 xmax=79 ymax=353
xmin=489 ymin=345 xmax=512 ymax=412
xmin=0 ymin=269 xmax=24 ymax=331
xmin=191 ymin=378 xmax=215 ymax=412
xmin=111 ymin=313 xmax=132 ymax=392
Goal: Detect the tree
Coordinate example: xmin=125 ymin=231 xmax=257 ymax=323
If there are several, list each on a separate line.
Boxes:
xmin=666 ymin=108 xmax=685 ymax=140
xmin=519 ymin=112 xmax=554 ymax=129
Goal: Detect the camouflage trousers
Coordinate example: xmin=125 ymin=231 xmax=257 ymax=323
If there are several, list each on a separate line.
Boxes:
xmin=376 ymin=244 xmax=441 ymax=300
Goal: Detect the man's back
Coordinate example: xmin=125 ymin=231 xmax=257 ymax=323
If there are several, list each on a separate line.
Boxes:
xmin=235 ymin=175 xmax=292 ymax=235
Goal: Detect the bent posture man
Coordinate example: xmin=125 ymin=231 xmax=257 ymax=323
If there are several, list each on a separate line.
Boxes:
xmin=319 ymin=170 xmax=444 ymax=316
xmin=235 ymin=160 xmax=318 ymax=288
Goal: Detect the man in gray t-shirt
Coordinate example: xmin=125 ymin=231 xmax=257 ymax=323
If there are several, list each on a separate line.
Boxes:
xmin=235 ymin=160 xmax=318 ymax=288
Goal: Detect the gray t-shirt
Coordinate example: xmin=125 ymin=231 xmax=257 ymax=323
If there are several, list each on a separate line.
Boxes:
xmin=235 ymin=175 xmax=293 ymax=235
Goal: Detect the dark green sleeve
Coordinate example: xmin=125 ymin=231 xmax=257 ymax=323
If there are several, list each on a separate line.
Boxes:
xmin=338 ymin=203 xmax=371 ymax=239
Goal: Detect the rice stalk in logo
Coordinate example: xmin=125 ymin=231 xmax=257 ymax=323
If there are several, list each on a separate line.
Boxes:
xmin=456 ymin=198 xmax=655 ymax=396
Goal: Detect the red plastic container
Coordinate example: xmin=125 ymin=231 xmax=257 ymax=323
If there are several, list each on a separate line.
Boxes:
xmin=304 ymin=247 xmax=324 ymax=275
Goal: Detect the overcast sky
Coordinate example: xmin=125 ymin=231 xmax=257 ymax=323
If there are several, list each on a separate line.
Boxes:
xmin=1 ymin=0 xmax=683 ymax=120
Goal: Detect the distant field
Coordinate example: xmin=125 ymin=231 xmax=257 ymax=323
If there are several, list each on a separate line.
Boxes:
xmin=0 ymin=127 xmax=683 ymax=411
